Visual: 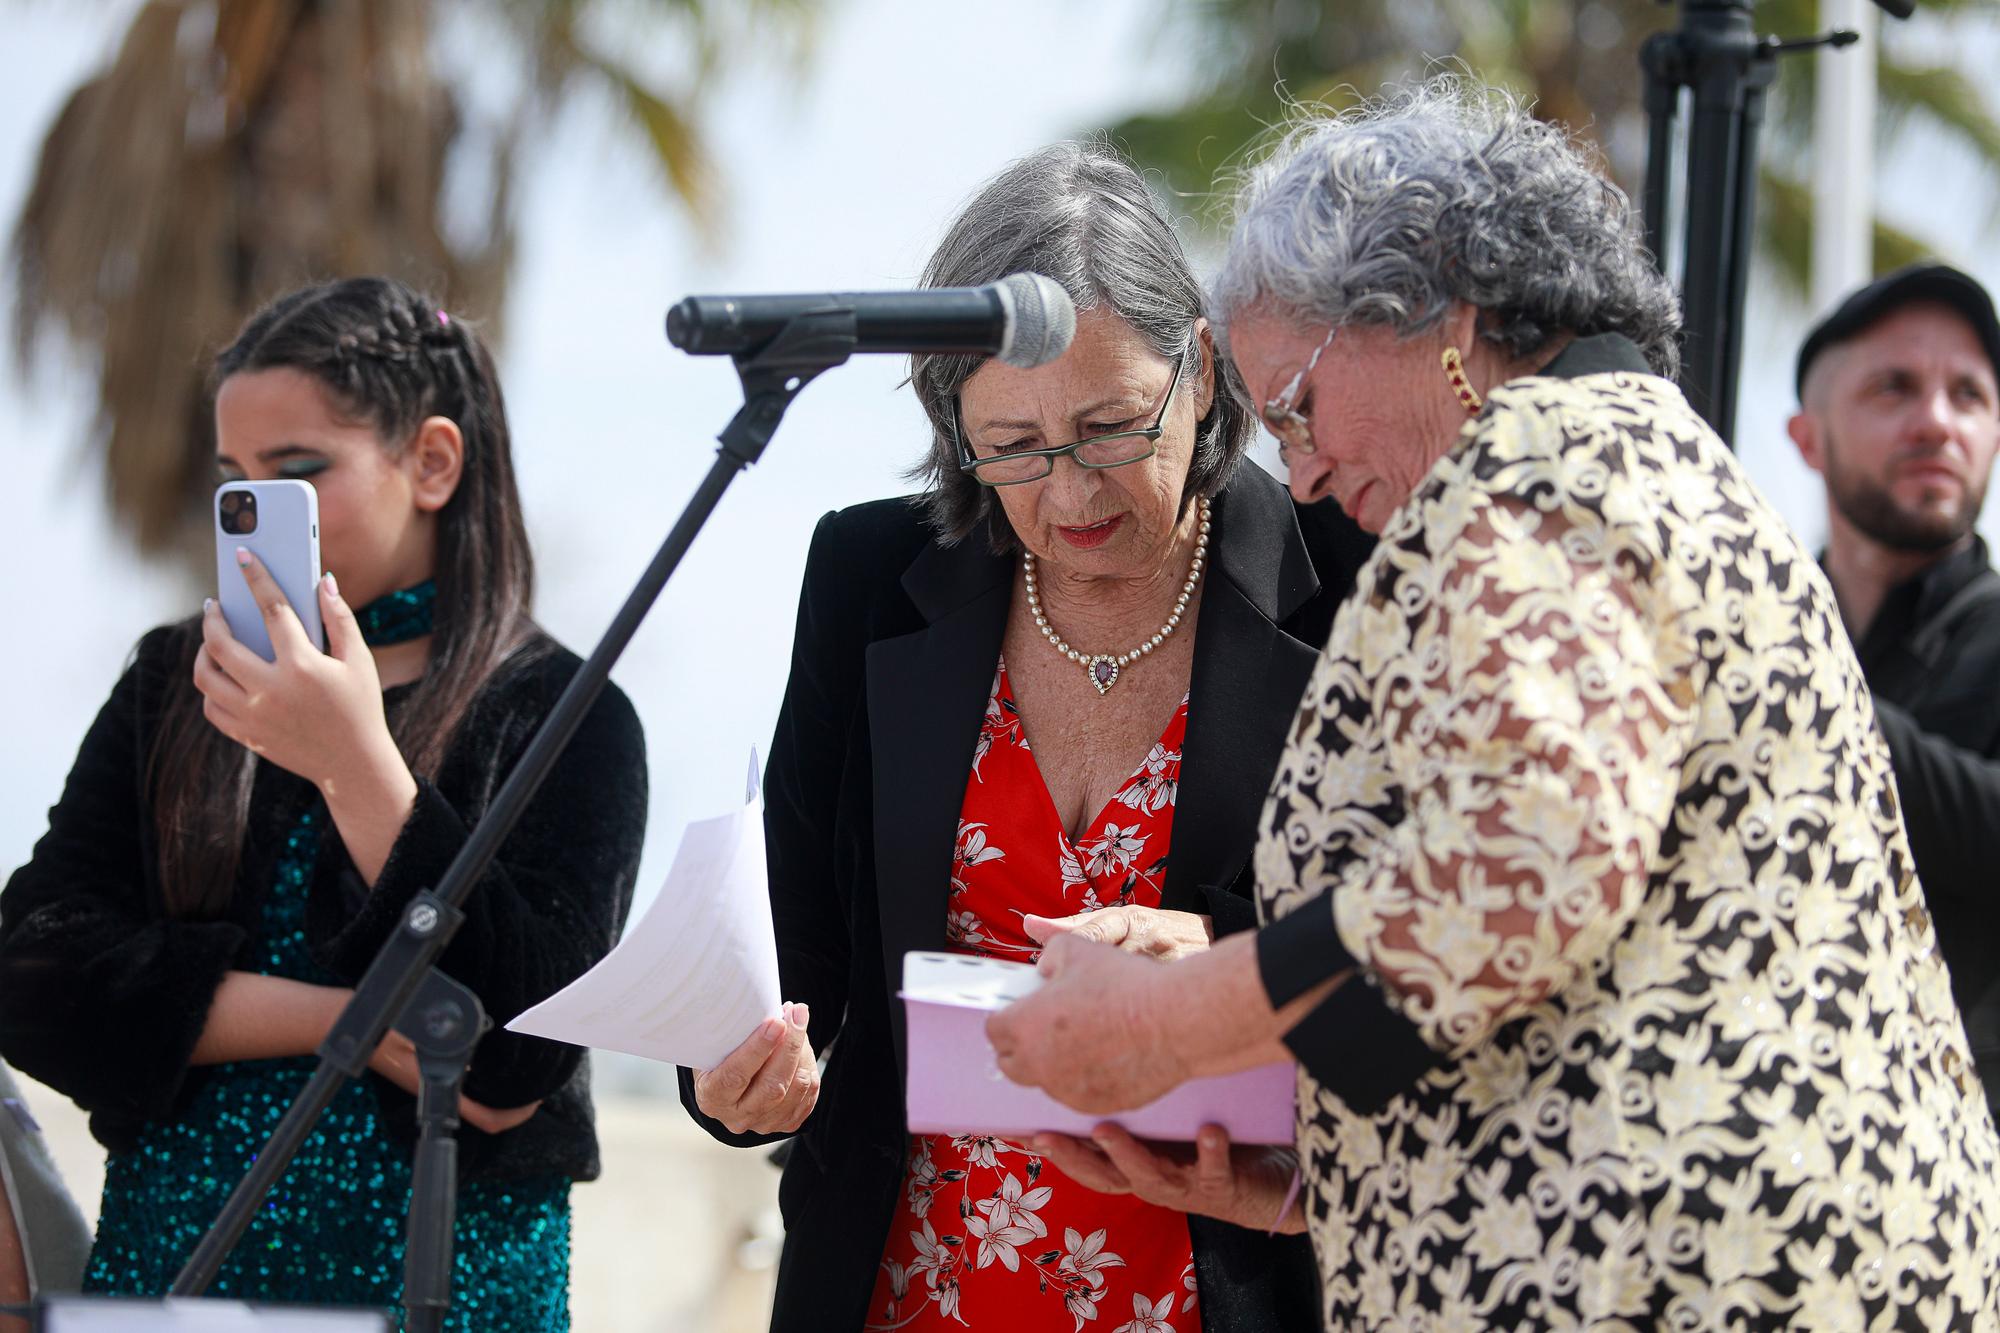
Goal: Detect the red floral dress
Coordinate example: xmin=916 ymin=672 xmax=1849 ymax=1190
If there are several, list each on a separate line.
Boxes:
xmin=866 ymin=661 xmax=1200 ymax=1333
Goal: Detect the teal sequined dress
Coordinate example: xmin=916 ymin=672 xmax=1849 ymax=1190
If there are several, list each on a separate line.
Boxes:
xmin=83 ymin=582 xmax=573 ymax=1330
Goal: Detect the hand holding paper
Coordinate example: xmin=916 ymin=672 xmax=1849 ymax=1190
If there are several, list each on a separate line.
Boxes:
xmin=902 ymin=948 xmax=1295 ymax=1145
xmin=689 ymin=1001 xmax=819 ymax=1136
xmin=506 ymin=753 xmax=782 ymax=1071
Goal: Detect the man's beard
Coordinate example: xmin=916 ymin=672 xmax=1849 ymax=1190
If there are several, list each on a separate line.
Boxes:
xmin=1822 ymin=428 xmax=1988 ymax=554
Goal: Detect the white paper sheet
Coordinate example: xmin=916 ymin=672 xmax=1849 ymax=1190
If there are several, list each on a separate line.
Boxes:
xmin=505 ymin=753 xmax=781 ymax=1071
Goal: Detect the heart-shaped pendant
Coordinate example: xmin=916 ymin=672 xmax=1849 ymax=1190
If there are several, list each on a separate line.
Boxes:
xmin=1086 ymin=655 xmax=1120 ymax=695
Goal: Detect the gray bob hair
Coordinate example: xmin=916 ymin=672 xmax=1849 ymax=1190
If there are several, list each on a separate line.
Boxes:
xmin=1214 ymin=76 xmax=1681 ymax=377
xmin=910 ymin=141 xmax=1252 ymax=551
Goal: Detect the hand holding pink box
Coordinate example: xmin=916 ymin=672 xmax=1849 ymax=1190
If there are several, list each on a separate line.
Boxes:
xmin=899 ymin=951 xmax=1298 ymax=1145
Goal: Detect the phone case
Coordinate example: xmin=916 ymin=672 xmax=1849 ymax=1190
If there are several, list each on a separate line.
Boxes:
xmin=215 ymin=480 xmax=325 ymax=662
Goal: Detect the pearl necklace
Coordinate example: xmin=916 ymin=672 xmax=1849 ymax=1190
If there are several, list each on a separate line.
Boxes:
xmin=1022 ymin=496 xmax=1211 ymax=696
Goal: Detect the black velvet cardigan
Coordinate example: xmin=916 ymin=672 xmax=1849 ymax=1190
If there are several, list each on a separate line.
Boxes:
xmin=0 ymin=626 xmax=646 ymax=1184
xmin=679 ymin=466 xmax=1377 ymax=1333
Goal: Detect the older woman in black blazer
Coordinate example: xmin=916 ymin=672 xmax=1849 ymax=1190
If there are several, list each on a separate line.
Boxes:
xmin=678 ymin=142 xmax=1373 ymax=1333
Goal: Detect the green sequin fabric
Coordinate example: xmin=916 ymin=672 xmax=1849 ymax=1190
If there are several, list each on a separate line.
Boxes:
xmin=82 ymin=808 xmax=572 ymax=1330
xmin=355 ymin=580 xmax=437 ymax=647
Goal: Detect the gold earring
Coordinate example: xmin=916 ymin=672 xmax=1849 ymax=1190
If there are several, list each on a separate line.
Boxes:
xmin=1441 ymin=347 xmax=1483 ymax=415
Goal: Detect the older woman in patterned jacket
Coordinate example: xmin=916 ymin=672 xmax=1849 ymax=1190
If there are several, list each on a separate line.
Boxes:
xmin=991 ymin=77 xmax=2000 ymax=1329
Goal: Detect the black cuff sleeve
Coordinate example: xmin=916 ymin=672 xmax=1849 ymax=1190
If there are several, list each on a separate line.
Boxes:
xmin=1255 ymin=905 xmax=1446 ymax=1116
xmin=1255 ymin=898 xmax=1354 ymax=1005
xmin=1199 ymin=883 xmax=1258 ymax=939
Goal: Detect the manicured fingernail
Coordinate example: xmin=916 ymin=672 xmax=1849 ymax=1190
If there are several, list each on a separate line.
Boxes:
xmin=235 ymin=547 xmax=250 ymax=567
xmin=202 ymin=597 xmax=216 ymax=614
xmin=322 ymin=571 xmax=339 ymax=597
xmin=791 ymin=1003 xmax=811 ymax=1029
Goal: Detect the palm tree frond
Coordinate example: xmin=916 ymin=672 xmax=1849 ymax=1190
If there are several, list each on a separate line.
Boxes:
xmin=1875 ymin=63 xmax=2000 ymax=165
xmin=560 ymin=40 xmax=719 ymax=236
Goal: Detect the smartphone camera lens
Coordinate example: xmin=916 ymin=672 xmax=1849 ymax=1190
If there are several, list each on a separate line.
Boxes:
xmin=219 ymin=490 xmax=258 ymax=535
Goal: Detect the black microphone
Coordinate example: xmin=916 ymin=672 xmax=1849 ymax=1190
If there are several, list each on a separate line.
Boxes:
xmin=665 ymin=272 xmax=1076 ymax=369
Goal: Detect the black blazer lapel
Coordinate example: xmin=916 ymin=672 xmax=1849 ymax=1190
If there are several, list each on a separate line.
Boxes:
xmin=1168 ymin=472 xmax=1326 ymax=917
xmin=866 ymin=539 xmax=1011 ymax=1065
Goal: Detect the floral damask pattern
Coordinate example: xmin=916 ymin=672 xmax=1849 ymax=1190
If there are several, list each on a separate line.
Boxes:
xmin=1255 ymin=371 xmax=2000 ymax=1329
xmin=870 ymin=662 xmax=1197 ymax=1330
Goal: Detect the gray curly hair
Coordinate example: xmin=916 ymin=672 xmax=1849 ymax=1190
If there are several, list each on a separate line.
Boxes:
xmin=910 ymin=141 xmax=1252 ymax=551
xmin=1213 ymin=76 xmax=1681 ymax=376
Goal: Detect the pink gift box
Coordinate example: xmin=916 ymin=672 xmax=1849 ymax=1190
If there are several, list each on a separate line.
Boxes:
xmin=900 ymin=951 xmax=1298 ymax=1145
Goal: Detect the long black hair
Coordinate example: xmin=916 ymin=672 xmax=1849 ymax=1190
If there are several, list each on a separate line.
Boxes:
xmin=151 ymin=276 xmax=536 ymax=918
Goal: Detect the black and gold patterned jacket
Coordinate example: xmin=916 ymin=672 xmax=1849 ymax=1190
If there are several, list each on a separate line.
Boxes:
xmin=1254 ymin=334 xmax=2000 ymax=1329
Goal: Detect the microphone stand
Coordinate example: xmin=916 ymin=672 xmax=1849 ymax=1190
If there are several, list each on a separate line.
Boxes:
xmin=1640 ymin=0 xmax=1908 ymax=448
xmin=400 ymin=971 xmax=485 ymax=1333
xmin=168 ymin=308 xmax=862 ymax=1325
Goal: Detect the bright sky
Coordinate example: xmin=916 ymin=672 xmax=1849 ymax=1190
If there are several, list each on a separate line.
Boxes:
xmin=5 ymin=2 xmax=2000 ymax=916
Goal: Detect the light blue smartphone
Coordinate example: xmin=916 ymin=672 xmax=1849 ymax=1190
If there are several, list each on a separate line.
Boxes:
xmin=215 ymin=480 xmax=325 ymax=661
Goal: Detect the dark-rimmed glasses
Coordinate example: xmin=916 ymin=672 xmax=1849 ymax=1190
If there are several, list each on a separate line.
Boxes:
xmin=955 ymin=353 xmax=1186 ymax=487
xmin=1261 ymin=326 xmax=1336 ymax=456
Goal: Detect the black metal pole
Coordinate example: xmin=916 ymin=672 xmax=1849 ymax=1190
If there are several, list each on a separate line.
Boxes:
xmin=1639 ymin=0 xmax=1870 ymax=449
xmin=1715 ymin=69 xmax=1774 ymax=445
xmin=170 ymin=309 xmax=858 ymax=1299
xmin=1672 ymin=2 xmax=1762 ymax=440
xmin=1640 ymin=33 xmax=1683 ymax=276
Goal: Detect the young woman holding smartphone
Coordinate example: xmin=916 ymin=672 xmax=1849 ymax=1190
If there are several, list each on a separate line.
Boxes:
xmin=0 ymin=276 xmax=647 ymax=1328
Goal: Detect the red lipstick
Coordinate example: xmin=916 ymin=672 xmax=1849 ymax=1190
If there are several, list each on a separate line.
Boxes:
xmin=1057 ymin=514 xmax=1125 ymax=549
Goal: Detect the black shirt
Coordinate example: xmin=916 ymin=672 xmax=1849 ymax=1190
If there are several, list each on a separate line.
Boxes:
xmin=1845 ymin=536 xmax=2000 ymax=1108
xmin=0 ymin=626 xmax=647 ymax=1182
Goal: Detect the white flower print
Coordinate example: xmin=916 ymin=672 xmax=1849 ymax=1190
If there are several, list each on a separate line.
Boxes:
xmin=950 ymin=821 xmax=1005 ymax=896
xmin=1057 ymin=835 xmax=1088 ymax=901
xmin=1179 ymin=1262 xmax=1197 ymax=1314
xmin=950 ymin=1134 xmax=1013 ymax=1170
xmin=906 ymin=1219 xmax=955 ymax=1290
xmin=877 ymin=1259 xmax=909 ymax=1324
xmin=935 ymin=1276 xmax=966 ymax=1325
xmin=905 ymin=1138 xmax=941 ymax=1219
xmin=945 ymin=909 xmax=987 ymax=950
xmin=970 ymin=668 xmax=1027 ymax=782
xmin=1077 ymin=823 xmax=1146 ymax=878
xmin=1059 ymin=1226 xmax=1127 ymax=1289
xmin=977 ymin=1171 xmax=1052 ymax=1238
xmin=1064 ymin=1284 xmax=1107 ymax=1330
xmin=967 ymin=1213 xmax=1038 ymax=1272
xmin=1113 ymin=741 xmax=1180 ymax=815
xmin=1113 ymin=1292 xmax=1177 ymax=1333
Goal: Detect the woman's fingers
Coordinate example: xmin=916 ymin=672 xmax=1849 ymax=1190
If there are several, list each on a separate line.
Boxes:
xmin=1090 ymin=1122 xmax=1194 ymax=1200
xmin=1024 ymin=909 xmax=1130 ymax=948
xmin=696 ymin=1002 xmax=817 ymax=1133
xmin=201 ymin=595 xmax=271 ymax=688
xmin=191 ymin=629 xmax=248 ymax=708
xmin=694 ymin=1017 xmax=788 ymax=1116
xmin=1031 ymin=1132 xmax=1132 ymax=1195
xmin=318 ymin=571 xmax=358 ymax=660
xmin=232 ymin=547 xmax=315 ymax=661
xmin=740 ymin=1005 xmax=814 ymax=1122
xmin=1192 ymin=1125 xmax=1236 ymax=1195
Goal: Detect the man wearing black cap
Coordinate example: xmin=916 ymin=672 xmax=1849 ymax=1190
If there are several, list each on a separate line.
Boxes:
xmin=1789 ymin=260 xmax=2000 ymax=1109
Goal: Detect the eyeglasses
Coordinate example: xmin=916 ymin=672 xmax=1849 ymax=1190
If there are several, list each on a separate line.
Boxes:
xmin=956 ymin=352 xmax=1186 ymax=487
xmin=1261 ymin=326 xmax=1336 ymax=456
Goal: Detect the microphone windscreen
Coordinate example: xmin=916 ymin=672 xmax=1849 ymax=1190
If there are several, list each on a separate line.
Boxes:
xmin=994 ymin=273 xmax=1077 ymax=368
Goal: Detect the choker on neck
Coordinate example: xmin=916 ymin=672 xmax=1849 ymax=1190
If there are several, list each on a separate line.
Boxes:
xmin=354 ymin=579 xmax=437 ymax=647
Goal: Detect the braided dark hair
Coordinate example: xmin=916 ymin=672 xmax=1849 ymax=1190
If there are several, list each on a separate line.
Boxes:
xmin=151 ymin=276 xmax=538 ymax=918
